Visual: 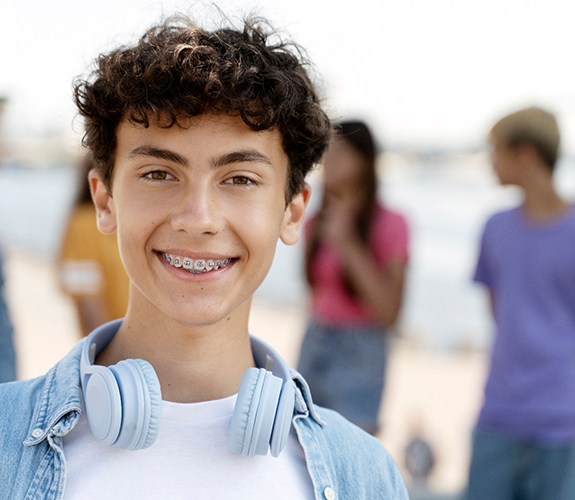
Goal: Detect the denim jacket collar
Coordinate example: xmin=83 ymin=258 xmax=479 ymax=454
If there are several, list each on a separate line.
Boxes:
xmin=22 ymin=336 xmax=323 ymax=449
xmin=291 ymin=369 xmax=324 ymax=425
xmin=3 ymin=336 xmax=407 ymax=500
xmin=23 ymin=342 xmax=84 ymax=447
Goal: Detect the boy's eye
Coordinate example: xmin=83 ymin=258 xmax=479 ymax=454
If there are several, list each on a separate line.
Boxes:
xmin=226 ymin=175 xmax=257 ymax=186
xmin=234 ymin=176 xmax=252 ymax=185
xmin=143 ymin=170 xmax=174 ymax=181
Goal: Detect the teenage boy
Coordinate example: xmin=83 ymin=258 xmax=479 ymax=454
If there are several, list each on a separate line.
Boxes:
xmin=0 ymin=14 xmax=408 ymax=499
xmin=466 ymin=106 xmax=575 ymax=499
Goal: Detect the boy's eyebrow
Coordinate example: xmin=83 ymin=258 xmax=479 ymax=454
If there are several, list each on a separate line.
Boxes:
xmin=127 ymin=146 xmax=273 ymax=168
xmin=211 ymin=150 xmax=274 ymax=168
xmin=128 ymin=145 xmax=189 ymax=166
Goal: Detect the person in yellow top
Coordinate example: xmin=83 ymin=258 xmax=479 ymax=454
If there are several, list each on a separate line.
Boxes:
xmin=58 ymin=155 xmax=129 ymax=336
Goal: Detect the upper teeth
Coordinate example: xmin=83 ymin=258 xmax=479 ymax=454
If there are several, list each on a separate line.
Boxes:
xmin=163 ymin=253 xmax=231 ymax=273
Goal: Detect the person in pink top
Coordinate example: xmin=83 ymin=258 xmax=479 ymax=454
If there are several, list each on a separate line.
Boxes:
xmin=297 ymin=120 xmax=410 ymax=435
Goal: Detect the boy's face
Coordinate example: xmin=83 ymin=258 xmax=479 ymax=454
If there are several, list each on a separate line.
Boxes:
xmin=489 ymin=137 xmax=520 ymax=186
xmin=90 ymin=113 xmax=308 ymax=328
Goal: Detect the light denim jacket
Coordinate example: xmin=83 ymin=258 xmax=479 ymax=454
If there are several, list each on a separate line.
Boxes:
xmin=0 ymin=338 xmax=408 ymax=500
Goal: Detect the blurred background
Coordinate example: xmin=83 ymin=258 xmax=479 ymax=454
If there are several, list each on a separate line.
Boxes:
xmin=1 ymin=0 xmax=575 ymax=497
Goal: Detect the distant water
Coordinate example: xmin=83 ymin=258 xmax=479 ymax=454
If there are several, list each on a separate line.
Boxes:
xmin=0 ymin=164 xmax=77 ymax=256
xmin=1 ymin=156 xmax=574 ymax=350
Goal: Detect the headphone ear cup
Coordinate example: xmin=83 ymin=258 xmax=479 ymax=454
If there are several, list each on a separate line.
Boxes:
xmin=109 ymin=359 xmax=162 ymax=450
xmin=269 ymin=380 xmax=295 ymax=457
xmin=229 ymin=367 xmax=282 ymax=456
xmin=135 ymin=360 xmax=162 ymax=448
xmin=83 ymin=366 xmax=123 ymax=446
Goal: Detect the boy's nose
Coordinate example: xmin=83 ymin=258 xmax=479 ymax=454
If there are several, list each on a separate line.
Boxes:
xmin=170 ymin=187 xmax=224 ymax=235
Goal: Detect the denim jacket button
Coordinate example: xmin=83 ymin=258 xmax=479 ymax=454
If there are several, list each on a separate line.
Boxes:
xmin=323 ymin=486 xmax=335 ymax=499
xmin=31 ymin=429 xmax=43 ymax=438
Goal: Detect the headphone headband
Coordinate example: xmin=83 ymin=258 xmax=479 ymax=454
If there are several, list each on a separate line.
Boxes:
xmin=80 ymin=320 xmax=295 ymax=456
xmin=81 ymin=320 xmax=293 ymax=390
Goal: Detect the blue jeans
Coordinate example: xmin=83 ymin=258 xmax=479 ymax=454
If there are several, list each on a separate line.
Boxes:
xmin=0 ymin=254 xmax=16 ymax=383
xmin=465 ymin=428 xmax=575 ymax=500
xmin=297 ymin=318 xmax=388 ymax=432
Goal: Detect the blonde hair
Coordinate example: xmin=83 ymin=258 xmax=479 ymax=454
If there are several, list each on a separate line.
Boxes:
xmin=490 ymin=106 xmax=560 ymax=169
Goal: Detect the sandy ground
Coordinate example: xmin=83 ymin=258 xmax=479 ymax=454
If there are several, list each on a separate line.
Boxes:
xmin=4 ymin=249 xmax=487 ymax=497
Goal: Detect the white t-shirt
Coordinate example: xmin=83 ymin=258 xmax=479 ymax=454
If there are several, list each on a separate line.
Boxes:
xmin=63 ymin=395 xmax=315 ymax=499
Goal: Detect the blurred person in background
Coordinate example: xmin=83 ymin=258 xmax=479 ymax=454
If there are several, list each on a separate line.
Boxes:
xmin=0 ymin=249 xmax=16 ymax=383
xmin=297 ymin=120 xmax=410 ymax=435
xmin=466 ymin=106 xmax=575 ymax=500
xmin=0 ymin=95 xmax=17 ymax=383
xmin=57 ymin=154 xmax=129 ymax=336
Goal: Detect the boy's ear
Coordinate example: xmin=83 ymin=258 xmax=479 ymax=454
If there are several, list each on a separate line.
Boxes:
xmin=89 ymin=170 xmax=117 ymax=234
xmin=280 ymin=183 xmax=311 ymax=246
xmin=518 ymin=143 xmax=549 ymax=171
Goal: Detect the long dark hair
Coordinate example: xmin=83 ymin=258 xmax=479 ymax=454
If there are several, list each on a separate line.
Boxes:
xmin=305 ymin=120 xmax=379 ymax=293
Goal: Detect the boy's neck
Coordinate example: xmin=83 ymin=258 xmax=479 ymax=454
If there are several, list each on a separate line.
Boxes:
xmin=520 ymin=170 xmax=569 ymax=220
xmin=96 ymin=310 xmax=255 ymax=404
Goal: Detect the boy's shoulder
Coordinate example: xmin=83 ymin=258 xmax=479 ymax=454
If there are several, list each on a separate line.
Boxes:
xmin=0 ymin=376 xmax=45 ymax=414
xmin=313 ymin=405 xmax=399 ymax=460
xmin=0 ymin=341 xmax=84 ymax=437
xmin=481 ymin=206 xmax=523 ymax=239
xmin=0 ymin=376 xmax=48 ymax=477
xmin=485 ymin=204 xmax=575 ymax=233
xmin=297 ymin=405 xmax=408 ymax=498
xmin=486 ymin=206 xmax=521 ymax=225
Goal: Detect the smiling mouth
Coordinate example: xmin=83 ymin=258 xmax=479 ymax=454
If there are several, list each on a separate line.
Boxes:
xmin=160 ymin=252 xmax=233 ymax=274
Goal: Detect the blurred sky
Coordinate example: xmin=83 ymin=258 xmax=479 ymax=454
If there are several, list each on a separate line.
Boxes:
xmin=2 ymin=0 xmax=575 ymax=153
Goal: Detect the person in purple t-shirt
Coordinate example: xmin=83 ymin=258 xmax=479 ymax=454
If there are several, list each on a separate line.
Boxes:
xmin=466 ymin=106 xmax=575 ymax=500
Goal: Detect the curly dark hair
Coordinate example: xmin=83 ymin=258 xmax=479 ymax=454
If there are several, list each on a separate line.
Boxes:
xmin=73 ymin=14 xmax=331 ymax=200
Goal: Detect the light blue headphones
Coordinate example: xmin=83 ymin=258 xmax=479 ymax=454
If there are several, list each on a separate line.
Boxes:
xmin=80 ymin=320 xmax=295 ymax=457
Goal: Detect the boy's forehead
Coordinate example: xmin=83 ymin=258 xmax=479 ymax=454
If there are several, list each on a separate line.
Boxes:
xmin=117 ymin=113 xmax=282 ymax=140
xmin=114 ymin=113 xmax=288 ymax=166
